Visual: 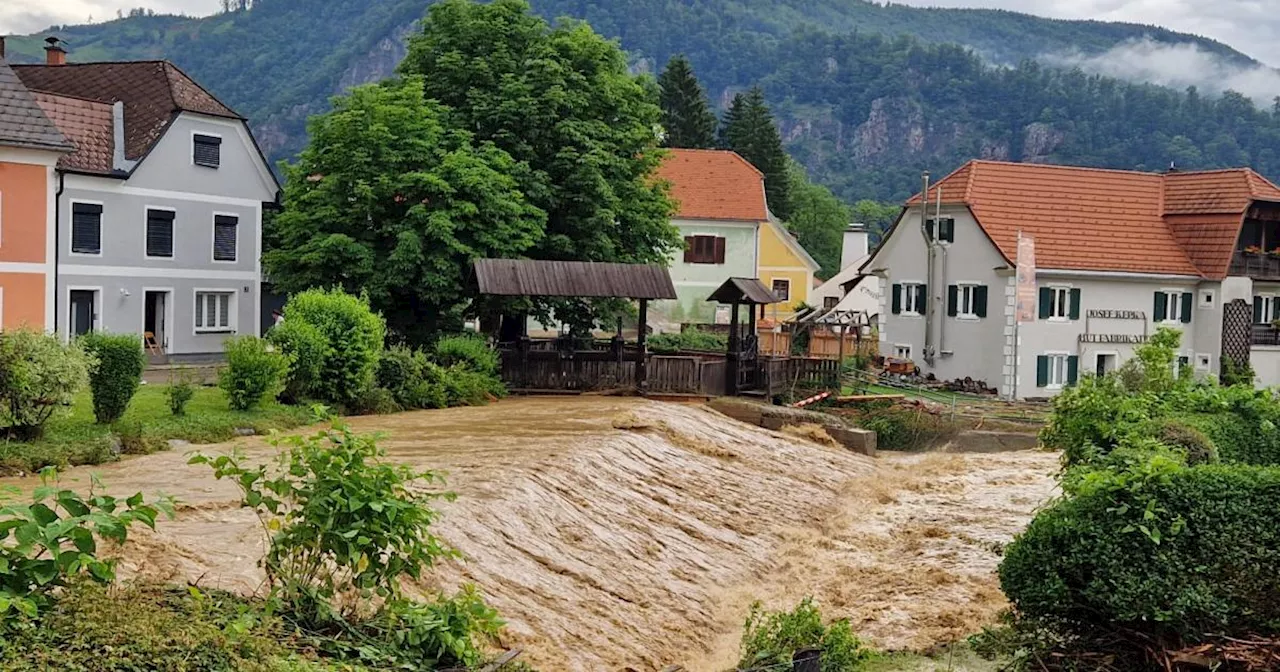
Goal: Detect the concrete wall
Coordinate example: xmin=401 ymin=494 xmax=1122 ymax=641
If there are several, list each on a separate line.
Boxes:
xmin=653 ymin=218 xmax=758 ymax=329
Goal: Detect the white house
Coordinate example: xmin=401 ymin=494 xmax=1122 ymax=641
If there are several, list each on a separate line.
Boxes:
xmin=811 ymin=222 xmax=882 ymax=323
xmin=864 ymin=159 xmax=1280 ymax=398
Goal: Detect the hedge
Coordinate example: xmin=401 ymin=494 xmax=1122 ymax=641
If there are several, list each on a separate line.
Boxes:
xmin=79 ymin=333 xmax=146 ymax=424
xmin=282 ymin=289 xmax=385 ymax=406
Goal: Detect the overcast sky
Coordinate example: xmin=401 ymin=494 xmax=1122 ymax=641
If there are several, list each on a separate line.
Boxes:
xmin=1 ymin=0 xmax=1275 ymax=66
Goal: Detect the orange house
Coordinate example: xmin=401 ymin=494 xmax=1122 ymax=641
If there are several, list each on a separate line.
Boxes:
xmin=0 ymin=53 xmax=70 ymax=331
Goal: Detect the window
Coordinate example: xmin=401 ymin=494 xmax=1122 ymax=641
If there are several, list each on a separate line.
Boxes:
xmin=1155 ymin=290 xmax=1192 ymax=324
xmin=925 ymin=217 xmax=955 ymax=243
xmin=894 ymin=344 xmax=912 ymax=360
xmin=1095 ymin=353 xmax=1117 ymax=377
xmin=1196 ymin=354 xmax=1212 ymax=371
xmin=948 ymin=284 xmax=987 ymax=319
xmin=195 ymin=291 xmax=234 ymax=332
xmin=1174 ymin=355 xmax=1191 ymax=377
xmin=1037 ymin=353 xmax=1078 ymax=388
xmin=1254 ymin=295 xmax=1280 ymax=324
xmin=823 ymin=296 xmax=839 ymax=310
xmin=71 ymin=202 xmax=102 ymax=255
xmin=772 ymin=279 xmax=790 ymax=302
xmin=213 ymin=214 xmax=238 ymax=261
xmin=145 ymin=208 xmax=175 ymax=258
xmin=1199 ymin=290 xmax=1215 ymax=309
xmin=1039 ymin=286 xmax=1079 ymax=321
xmin=193 ymin=133 xmax=221 ymax=168
xmin=682 ymin=235 xmax=725 ymax=264
xmin=892 ymin=282 xmax=927 ymax=316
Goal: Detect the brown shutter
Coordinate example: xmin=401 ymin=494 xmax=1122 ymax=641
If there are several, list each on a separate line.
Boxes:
xmin=683 ymin=236 xmax=695 ymax=263
xmin=714 ymin=236 xmax=726 ymax=264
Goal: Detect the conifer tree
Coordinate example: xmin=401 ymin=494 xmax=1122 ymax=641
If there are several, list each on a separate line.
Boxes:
xmin=658 ymin=55 xmax=718 ymax=149
xmin=720 ymin=86 xmax=792 ymax=220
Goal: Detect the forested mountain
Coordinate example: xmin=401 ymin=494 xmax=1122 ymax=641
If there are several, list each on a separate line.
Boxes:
xmin=7 ymin=0 xmax=1278 ymax=202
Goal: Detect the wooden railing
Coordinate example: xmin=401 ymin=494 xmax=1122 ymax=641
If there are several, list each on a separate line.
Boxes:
xmin=1229 ymin=251 xmax=1280 ymax=280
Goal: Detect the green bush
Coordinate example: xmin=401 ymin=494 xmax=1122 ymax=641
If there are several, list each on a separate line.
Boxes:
xmin=219 ymin=336 xmax=291 ymax=411
xmin=431 ymin=334 xmax=499 ymax=377
xmin=844 ymin=402 xmax=960 ymax=451
xmin=737 ymin=598 xmax=873 ymax=672
xmin=1000 ymin=457 xmax=1280 ymax=645
xmin=282 ymin=289 xmax=386 ymax=406
xmin=166 ymin=368 xmax=197 ymax=417
xmin=267 ymin=319 xmax=330 ymax=402
xmin=648 ymin=328 xmax=728 ymax=354
xmin=1151 ymin=418 xmax=1218 ymax=466
xmin=442 ymin=365 xmax=501 ymax=407
xmin=377 ymin=347 xmax=452 ymax=410
xmin=1220 ymin=355 xmax=1255 ymax=387
xmin=349 ymin=387 xmax=401 ymax=416
xmin=0 ymin=330 xmax=94 ymax=440
xmin=79 ymin=333 xmax=146 ymax=424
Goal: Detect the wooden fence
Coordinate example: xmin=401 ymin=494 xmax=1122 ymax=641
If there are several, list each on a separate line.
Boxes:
xmin=646 ymin=356 xmax=726 ymax=396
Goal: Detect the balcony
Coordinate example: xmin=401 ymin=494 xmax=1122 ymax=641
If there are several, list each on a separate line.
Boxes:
xmin=1228 ymin=251 xmax=1280 ymax=281
xmin=1253 ymin=324 xmax=1280 ymax=347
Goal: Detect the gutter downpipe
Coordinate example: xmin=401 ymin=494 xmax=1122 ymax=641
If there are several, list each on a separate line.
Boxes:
xmin=937 ymin=185 xmax=948 ymax=358
xmin=54 ymin=171 xmax=64 ymax=338
xmin=919 ymin=172 xmax=935 ymax=365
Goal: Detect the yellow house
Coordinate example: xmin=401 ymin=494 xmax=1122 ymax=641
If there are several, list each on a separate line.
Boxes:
xmin=757 ymin=215 xmax=820 ymax=322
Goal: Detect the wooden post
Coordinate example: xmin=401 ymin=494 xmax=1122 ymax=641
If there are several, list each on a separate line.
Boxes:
xmin=726 ymin=301 xmax=741 ymax=396
xmin=637 ymin=299 xmax=649 ymax=391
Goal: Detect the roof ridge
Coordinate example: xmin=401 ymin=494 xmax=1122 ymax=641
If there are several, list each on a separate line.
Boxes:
xmin=12 ymin=60 xmax=172 ymax=68
xmin=970 ymin=158 xmax=1165 ymax=179
xmin=28 ymin=88 xmax=114 ymax=107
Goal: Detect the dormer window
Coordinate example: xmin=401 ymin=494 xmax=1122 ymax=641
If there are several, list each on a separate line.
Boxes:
xmin=193 ymin=133 xmax=221 ymax=168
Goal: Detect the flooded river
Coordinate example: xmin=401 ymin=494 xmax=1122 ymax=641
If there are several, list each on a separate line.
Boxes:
xmin=0 ymin=398 xmax=1058 ymax=671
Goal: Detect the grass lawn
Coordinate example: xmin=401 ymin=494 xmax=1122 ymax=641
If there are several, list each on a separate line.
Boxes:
xmin=0 ymin=385 xmax=311 ymax=476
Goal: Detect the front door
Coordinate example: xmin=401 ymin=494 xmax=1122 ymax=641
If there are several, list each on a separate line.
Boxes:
xmin=69 ymin=290 xmax=96 ymax=337
xmin=145 ymin=291 xmax=168 ymax=352
xmin=1096 ymin=353 xmax=1117 ymax=377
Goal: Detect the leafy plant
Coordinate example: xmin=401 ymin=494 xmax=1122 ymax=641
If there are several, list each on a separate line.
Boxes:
xmin=362 ymin=587 xmax=504 ymax=669
xmin=266 ymin=319 xmax=330 ymax=403
xmin=431 ymin=335 xmax=499 ymax=377
xmin=737 ymin=597 xmax=873 ymax=672
xmin=1220 ymin=354 xmax=1255 ymax=387
xmin=647 ymin=328 xmax=728 ymax=354
xmin=0 ymin=330 xmax=94 ymax=440
xmin=78 ymin=333 xmax=146 ymax=425
xmin=0 ymin=468 xmax=170 ymax=624
xmin=219 ymin=336 xmax=291 ymax=411
xmin=275 ymin=289 xmax=386 ymax=406
xmin=165 ymin=367 xmax=197 ymax=416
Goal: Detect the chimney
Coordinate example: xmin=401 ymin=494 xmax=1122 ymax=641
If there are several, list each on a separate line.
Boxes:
xmin=44 ymin=36 xmax=66 ymax=66
xmin=840 ymin=223 xmax=869 ymax=271
xmin=111 ymin=101 xmax=137 ymax=172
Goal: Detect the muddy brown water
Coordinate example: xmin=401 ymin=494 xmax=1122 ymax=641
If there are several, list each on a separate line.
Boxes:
xmin=0 ymin=398 xmax=1059 ymax=672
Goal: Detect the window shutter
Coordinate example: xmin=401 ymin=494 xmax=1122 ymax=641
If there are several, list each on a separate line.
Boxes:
xmin=1069 ymin=288 xmax=1082 ymax=320
xmin=714 ymin=236 xmax=726 ymax=264
xmin=1273 ymin=300 xmax=1280 ymax=322
xmin=1067 ymin=356 xmax=1079 ymax=385
xmin=891 ymin=284 xmax=902 ymax=315
xmin=915 ymin=285 xmax=927 ymax=313
xmin=146 ymin=209 xmax=174 ymax=257
xmin=71 ymin=203 xmax=102 ymax=254
xmin=1153 ymin=291 xmax=1168 ymax=322
xmin=947 ymin=285 xmax=958 ymax=317
xmin=682 ymin=236 xmax=694 ymax=263
xmin=193 ymin=134 xmax=221 ymax=167
xmin=1180 ymin=292 xmax=1193 ymax=324
xmin=1036 ymin=356 xmax=1049 ymax=388
xmin=214 ymin=215 xmax=238 ymax=261
xmin=1255 ymin=297 xmax=1265 ymax=324
xmin=1038 ymin=287 xmax=1051 ymax=319
xmin=975 ymin=285 xmax=988 ymax=318
xmin=925 ymin=219 xmax=936 ymax=241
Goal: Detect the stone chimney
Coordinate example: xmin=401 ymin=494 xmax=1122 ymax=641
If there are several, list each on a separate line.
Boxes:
xmin=840 ymin=223 xmax=869 ymax=270
xmin=44 ymin=37 xmax=66 ymax=66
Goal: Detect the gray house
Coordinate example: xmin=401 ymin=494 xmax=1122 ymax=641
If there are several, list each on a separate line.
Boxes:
xmin=14 ymin=43 xmax=279 ymax=360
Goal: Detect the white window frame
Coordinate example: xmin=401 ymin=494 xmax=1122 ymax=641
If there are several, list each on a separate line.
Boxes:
xmin=1094 ymin=351 xmax=1119 ymax=377
xmin=211 ymin=211 xmax=240 ymax=264
xmin=1257 ymin=294 xmax=1277 ymax=324
xmin=1195 ymin=353 xmax=1212 ymax=371
xmin=1047 ymin=285 xmax=1071 ymax=322
xmin=143 ymin=205 xmax=177 ymax=261
xmin=901 ymin=280 xmax=925 ymax=316
xmin=771 ymin=278 xmax=791 ymax=302
xmin=1198 ymin=289 xmax=1216 ymax=310
xmin=893 ymin=343 xmax=912 ymax=360
xmin=64 ymin=285 xmax=103 ymax=341
xmin=1045 ymin=351 xmax=1071 ymax=389
xmin=1161 ymin=288 xmax=1184 ymax=324
xmin=193 ymin=288 xmax=237 ymax=334
xmin=956 ymin=282 xmax=980 ymax=320
xmin=191 ymin=130 xmax=223 ymax=168
xmin=68 ymin=199 xmax=105 ymax=258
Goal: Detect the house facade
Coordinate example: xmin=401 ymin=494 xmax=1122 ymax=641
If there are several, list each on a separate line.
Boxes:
xmin=11 ymin=42 xmax=278 ymax=360
xmin=0 ymin=53 xmax=70 ymax=331
xmin=812 ymin=223 xmax=882 ymax=322
xmin=866 ymin=160 xmax=1280 ymax=398
xmin=757 ymin=215 xmax=818 ymax=322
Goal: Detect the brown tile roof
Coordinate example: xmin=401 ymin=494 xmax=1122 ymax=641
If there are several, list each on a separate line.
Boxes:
xmin=0 ymin=58 xmax=71 ymax=152
xmin=12 ymin=61 xmax=240 ymax=163
xmin=902 ymin=160 xmax=1280 ymax=279
xmin=655 ymin=148 xmax=768 ymax=221
xmin=473 ymin=259 xmax=678 ymax=299
xmin=31 ymin=92 xmax=114 ymax=174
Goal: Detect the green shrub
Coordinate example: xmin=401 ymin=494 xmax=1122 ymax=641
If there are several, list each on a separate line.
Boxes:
xmin=1151 ymin=418 xmax=1218 ymax=466
xmin=0 ymin=330 xmax=94 ymax=440
xmin=166 ymin=368 xmax=197 ymax=417
xmin=111 ymin=418 xmax=150 ymax=455
xmin=219 ymin=336 xmax=291 ymax=411
xmin=349 ymin=387 xmax=401 ymax=416
xmin=844 ymin=402 xmax=959 ymax=451
xmin=442 ymin=365 xmax=501 ymax=407
xmin=737 ymin=598 xmax=873 ymax=672
xmin=267 ymin=319 xmax=330 ymax=402
xmin=361 ymin=588 xmax=503 ymax=670
xmin=431 ymin=334 xmax=499 ymax=376
xmin=1220 ymin=355 xmax=1255 ymax=387
xmin=79 ymin=333 xmax=146 ymax=424
xmin=282 ymin=289 xmax=386 ymax=406
xmin=1000 ymin=457 xmax=1280 ymax=644
xmin=648 ymin=328 xmax=728 ymax=354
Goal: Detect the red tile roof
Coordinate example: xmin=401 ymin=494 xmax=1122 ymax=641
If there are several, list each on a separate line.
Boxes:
xmin=31 ymin=92 xmax=113 ymax=174
xmin=655 ymin=148 xmax=768 ymax=221
xmin=13 ymin=61 xmax=240 ymax=165
xmin=903 ymin=160 xmax=1280 ymax=279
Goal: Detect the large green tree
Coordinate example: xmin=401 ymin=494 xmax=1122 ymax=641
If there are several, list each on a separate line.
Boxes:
xmin=785 ymin=161 xmax=851 ymax=279
xmin=658 ymin=54 xmax=719 ymax=149
xmin=264 ymin=77 xmax=545 ymax=343
xmin=720 ymin=86 xmax=792 ymax=221
xmin=398 ymin=0 xmax=678 ymax=328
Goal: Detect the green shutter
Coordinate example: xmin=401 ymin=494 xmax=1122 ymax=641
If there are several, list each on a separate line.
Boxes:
xmin=925 ymin=219 xmax=935 ymax=241
xmin=1067 ymin=356 xmax=1079 ymax=385
xmin=1154 ymin=291 xmax=1168 ymax=322
xmin=946 ymin=219 xmax=956 ymax=242
xmin=1180 ymin=292 xmax=1193 ymax=324
xmin=1038 ymin=287 xmax=1052 ymax=320
xmin=1255 ymin=297 xmax=1265 ymax=324
xmin=1272 ymin=299 xmax=1279 ymax=321
xmin=916 ymin=285 xmax=928 ymax=314
xmin=1036 ymin=356 xmax=1049 ymax=388
xmin=975 ymin=286 xmax=988 ymax=318
xmin=891 ymin=284 xmax=902 ymax=315
xmin=1069 ymin=288 xmax=1082 ymax=320
xmin=947 ymin=285 xmax=958 ymax=317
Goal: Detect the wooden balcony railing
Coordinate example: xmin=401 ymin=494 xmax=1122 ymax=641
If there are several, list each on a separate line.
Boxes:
xmin=1229 ymin=251 xmax=1280 ymax=280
